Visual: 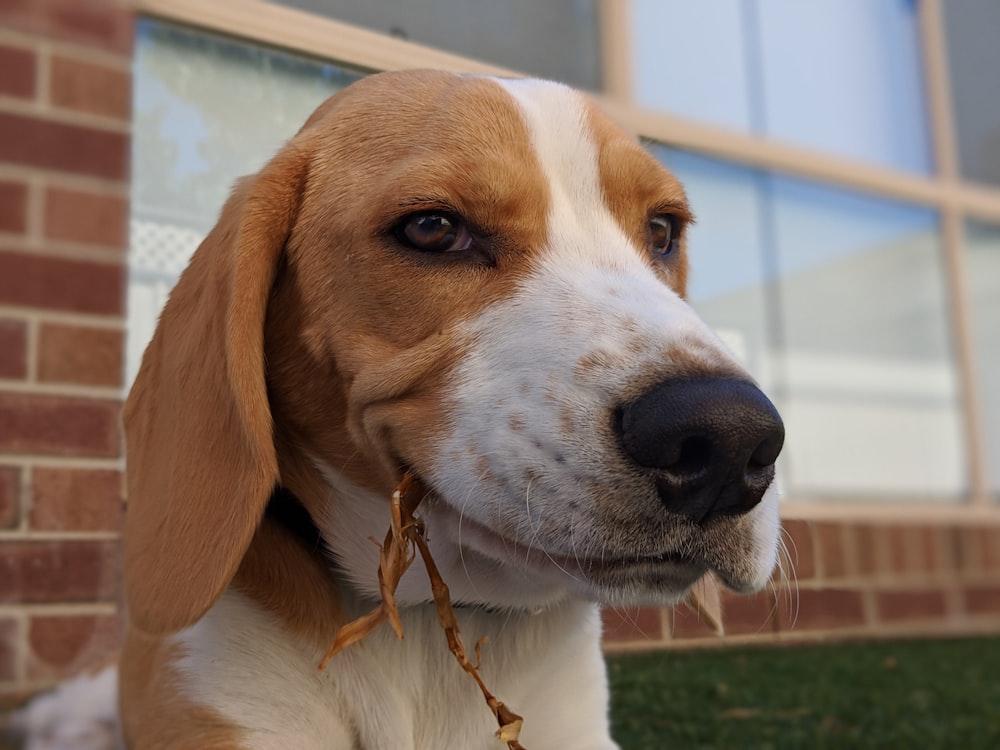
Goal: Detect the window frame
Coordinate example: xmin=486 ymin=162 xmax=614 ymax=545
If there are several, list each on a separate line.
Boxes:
xmin=130 ymin=0 xmax=1000 ymax=520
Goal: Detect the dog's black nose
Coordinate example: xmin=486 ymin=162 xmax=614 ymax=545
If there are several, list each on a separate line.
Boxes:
xmin=617 ymin=378 xmax=784 ymax=524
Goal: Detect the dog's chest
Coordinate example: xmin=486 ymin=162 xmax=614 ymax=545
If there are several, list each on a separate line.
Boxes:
xmin=172 ymin=591 xmax=617 ymax=749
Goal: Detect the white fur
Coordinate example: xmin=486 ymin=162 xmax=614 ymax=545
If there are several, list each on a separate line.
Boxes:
xmin=175 ymin=590 xmax=615 ymax=750
xmin=8 ymin=667 xmax=122 ymax=750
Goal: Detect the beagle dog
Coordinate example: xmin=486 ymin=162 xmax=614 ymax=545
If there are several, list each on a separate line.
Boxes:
xmin=117 ymin=70 xmax=784 ymax=749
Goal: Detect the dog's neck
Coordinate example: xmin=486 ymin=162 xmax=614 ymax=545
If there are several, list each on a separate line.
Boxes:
xmin=265 ymin=486 xmax=324 ymax=550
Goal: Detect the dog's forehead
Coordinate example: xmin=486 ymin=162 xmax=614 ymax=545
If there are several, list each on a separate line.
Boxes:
xmin=305 ymin=70 xmax=679 ymax=207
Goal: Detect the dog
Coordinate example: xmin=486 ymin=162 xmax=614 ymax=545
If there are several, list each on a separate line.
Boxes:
xmin=16 ymin=69 xmax=785 ymax=749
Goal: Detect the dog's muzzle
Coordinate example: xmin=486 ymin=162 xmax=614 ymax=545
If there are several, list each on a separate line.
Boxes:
xmin=616 ymin=377 xmax=784 ymax=524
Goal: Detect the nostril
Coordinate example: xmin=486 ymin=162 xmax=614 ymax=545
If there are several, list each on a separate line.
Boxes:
xmin=666 ymin=435 xmax=712 ymax=481
xmin=749 ymin=432 xmax=783 ymax=470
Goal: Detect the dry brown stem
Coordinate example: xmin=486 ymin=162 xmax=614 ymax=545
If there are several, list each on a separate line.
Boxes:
xmin=318 ymin=473 xmax=526 ymax=748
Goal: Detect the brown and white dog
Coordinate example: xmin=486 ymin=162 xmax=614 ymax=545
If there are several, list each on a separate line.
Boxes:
xmin=30 ymin=70 xmax=786 ymax=749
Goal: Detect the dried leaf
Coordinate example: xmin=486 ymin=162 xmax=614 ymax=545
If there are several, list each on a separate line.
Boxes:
xmin=685 ymin=571 xmax=724 ymax=635
xmin=319 ymin=473 xmax=527 ymax=748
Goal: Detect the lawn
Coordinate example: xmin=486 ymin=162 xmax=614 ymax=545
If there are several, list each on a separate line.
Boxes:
xmin=607 ymin=637 xmax=1000 ymax=749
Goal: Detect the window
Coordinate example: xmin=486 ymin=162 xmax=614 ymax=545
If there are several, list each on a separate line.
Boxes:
xmin=633 ymin=0 xmax=931 ymax=173
xmin=129 ymin=21 xmax=360 ymax=383
xmin=268 ymin=0 xmax=602 ymax=90
xmin=656 ymin=147 xmax=965 ymax=499
xmin=129 ymin=2 xmax=1000 ymax=512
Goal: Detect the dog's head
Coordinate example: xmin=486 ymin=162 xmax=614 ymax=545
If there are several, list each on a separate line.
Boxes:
xmin=124 ymin=70 xmax=783 ymax=634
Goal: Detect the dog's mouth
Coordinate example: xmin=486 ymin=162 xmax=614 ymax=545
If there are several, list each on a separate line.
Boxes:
xmin=420 ymin=491 xmax=710 ymax=595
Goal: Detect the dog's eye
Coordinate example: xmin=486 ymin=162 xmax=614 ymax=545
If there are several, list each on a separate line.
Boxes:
xmin=648 ymin=214 xmax=678 ymax=257
xmin=398 ymin=212 xmax=473 ymax=253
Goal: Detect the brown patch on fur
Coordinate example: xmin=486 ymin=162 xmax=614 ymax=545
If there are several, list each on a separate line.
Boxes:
xmin=584 ymin=101 xmax=691 ymax=296
xmin=231 ymin=518 xmax=344 ymax=648
xmin=574 ymin=350 xmax=628 ymax=383
xmin=120 ymin=635 xmax=246 ymax=749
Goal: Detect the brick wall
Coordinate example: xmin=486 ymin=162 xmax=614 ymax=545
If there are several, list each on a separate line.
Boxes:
xmin=0 ymin=0 xmax=997 ymax=700
xmin=0 ymin=0 xmax=132 ymax=695
xmin=604 ymin=520 xmax=1000 ymax=651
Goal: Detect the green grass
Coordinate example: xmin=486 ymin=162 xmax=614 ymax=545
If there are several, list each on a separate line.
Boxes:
xmin=607 ymin=637 xmax=1000 ymax=749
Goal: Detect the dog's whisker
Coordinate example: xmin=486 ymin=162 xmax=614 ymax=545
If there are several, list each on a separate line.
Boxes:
xmin=773 ymin=531 xmax=800 ymax=629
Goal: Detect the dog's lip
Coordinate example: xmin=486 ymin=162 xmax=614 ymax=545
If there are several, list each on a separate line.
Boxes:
xmin=428 ymin=497 xmax=706 ymax=578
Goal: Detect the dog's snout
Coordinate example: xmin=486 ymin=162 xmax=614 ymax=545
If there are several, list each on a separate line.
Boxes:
xmin=616 ymin=378 xmax=784 ymax=524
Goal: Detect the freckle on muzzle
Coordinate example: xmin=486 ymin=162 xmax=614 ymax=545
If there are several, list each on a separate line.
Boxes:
xmin=615 ymin=378 xmax=785 ymax=524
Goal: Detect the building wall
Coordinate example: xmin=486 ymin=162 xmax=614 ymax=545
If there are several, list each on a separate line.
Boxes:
xmin=605 ymin=520 xmax=1000 ymax=651
xmin=0 ymin=1 xmax=998 ymax=699
xmin=0 ymin=0 xmax=132 ymax=695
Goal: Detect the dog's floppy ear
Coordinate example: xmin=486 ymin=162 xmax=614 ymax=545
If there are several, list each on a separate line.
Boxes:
xmin=123 ymin=142 xmax=309 ymax=635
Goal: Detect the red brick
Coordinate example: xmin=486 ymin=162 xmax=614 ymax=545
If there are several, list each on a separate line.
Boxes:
xmin=815 ymin=522 xmax=848 ymax=579
xmin=963 ymin=585 xmax=1000 ymax=615
xmin=0 ymin=318 xmax=28 ymax=379
xmin=0 ymin=43 xmax=35 ymax=99
xmin=779 ymin=520 xmax=815 ymax=581
xmin=0 ymin=111 xmax=128 ymax=180
xmin=50 ymin=55 xmax=130 ymax=120
xmin=671 ymin=601 xmax=721 ymax=639
xmin=852 ymin=524 xmax=878 ymax=576
xmin=0 ymin=540 xmax=120 ymax=604
xmin=776 ymin=588 xmax=866 ymax=631
xmin=0 ymin=180 xmax=28 ymax=234
xmin=722 ymin=589 xmax=777 ymax=636
xmin=916 ymin=526 xmax=953 ymax=575
xmin=27 ymin=613 xmax=122 ymax=679
xmin=31 ymin=467 xmax=123 ymax=532
xmin=886 ymin=527 xmax=911 ymax=575
xmin=954 ymin=527 xmax=982 ymax=574
xmin=44 ymin=187 xmax=127 ymax=248
xmin=0 ymin=617 xmax=18 ymax=681
xmin=982 ymin=528 xmax=1000 ymax=571
xmin=0 ymin=465 xmax=20 ymax=528
xmin=0 ymin=251 xmax=124 ymax=315
xmin=0 ymin=0 xmax=133 ymax=54
xmin=38 ymin=322 xmax=123 ymax=386
xmin=601 ymin=606 xmax=662 ymax=642
xmin=875 ymin=589 xmax=947 ymax=623
xmin=0 ymin=392 xmax=120 ymax=457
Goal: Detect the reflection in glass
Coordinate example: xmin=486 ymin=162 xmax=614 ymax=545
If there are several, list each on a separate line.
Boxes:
xmin=965 ymin=223 xmax=1000 ymax=494
xmin=269 ymin=0 xmax=601 ymax=90
xmin=649 ymin=147 xmax=774 ymax=386
xmin=656 ymin=147 xmax=965 ymax=499
xmin=770 ymin=178 xmax=963 ymax=496
xmin=633 ymin=0 xmax=930 ymax=173
xmin=129 ymin=21 xmax=361 ymax=384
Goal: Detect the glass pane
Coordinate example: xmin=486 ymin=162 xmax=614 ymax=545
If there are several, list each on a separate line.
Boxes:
xmin=965 ymin=222 xmax=1000 ymax=494
xmin=129 ymin=21 xmax=362 ymax=384
xmin=269 ymin=0 xmax=602 ymax=91
xmin=650 ymin=147 xmax=774 ymax=385
xmin=755 ymin=0 xmax=930 ymax=173
xmin=942 ymin=0 xmax=1000 ymax=187
xmin=631 ymin=0 xmax=752 ymax=131
xmin=771 ymin=179 xmax=964 ymax=497
xmin=632 ymin=0 xmax=931 ymax=173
